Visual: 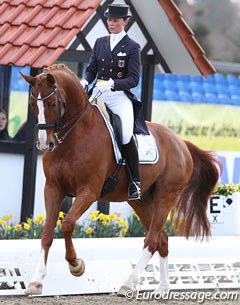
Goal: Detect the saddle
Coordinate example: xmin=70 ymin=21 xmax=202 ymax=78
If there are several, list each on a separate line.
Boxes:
xmin=91 ymin=98 xmax=158 ymax=197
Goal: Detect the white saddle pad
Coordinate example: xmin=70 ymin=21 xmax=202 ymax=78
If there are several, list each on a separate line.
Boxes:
xmin=94 ymin=104 xmax=159 ymax=164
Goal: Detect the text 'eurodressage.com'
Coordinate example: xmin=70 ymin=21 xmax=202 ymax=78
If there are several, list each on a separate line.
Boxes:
xmin=124 ymin=289 xmax=239 ymax=303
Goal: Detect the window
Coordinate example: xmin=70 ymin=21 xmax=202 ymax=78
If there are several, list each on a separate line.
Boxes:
xmin=8 ymin=66 xmax=30 ymax=138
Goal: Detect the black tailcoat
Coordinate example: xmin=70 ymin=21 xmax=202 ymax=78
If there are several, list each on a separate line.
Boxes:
xmin=85 ymin=35 xmax=149 ymax=135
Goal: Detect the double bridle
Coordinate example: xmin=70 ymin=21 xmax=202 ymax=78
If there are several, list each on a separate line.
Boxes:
xmin=30 ymin=84 xmax=90 ymax=144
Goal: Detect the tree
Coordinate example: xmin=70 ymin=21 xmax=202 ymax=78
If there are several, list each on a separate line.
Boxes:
xmin=191 ymin=8 xmax=211 ymax=56
xmin=173 ymin=0 xmax=181 ymax=6
xmin=177 ymin=0 xmax=240 ymax=62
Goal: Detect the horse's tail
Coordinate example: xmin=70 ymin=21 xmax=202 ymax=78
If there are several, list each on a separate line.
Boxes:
xmin=170 ymin=140 xmax=222 ymax=239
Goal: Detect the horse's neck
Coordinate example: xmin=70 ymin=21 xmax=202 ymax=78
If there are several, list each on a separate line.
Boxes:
xmin=65 ymin=85 xmax=89 ymax=114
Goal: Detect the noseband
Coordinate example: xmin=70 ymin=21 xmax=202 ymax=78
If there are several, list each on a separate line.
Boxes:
xmin=31 ymin=84 xmax=91 ymax=144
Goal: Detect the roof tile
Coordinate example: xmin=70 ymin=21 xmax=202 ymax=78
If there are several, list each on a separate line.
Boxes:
xmin=171 ymin=16 xmax=193 ymax=38
xmin=62 ymin=9 xmax=94 ymax=29
xmin=45 ymin=7 xmax=77 ymax=28
xmin=0 ymin=23 xmax=12 ymax=39
xmin=0 ymin=25 xmax=27 ymax=45
xmin=0 ymin=5 xmax=17 ymax=24
xmin=20 ymin=6 xmax=48 ymax=26
xmin=0 ymin=2 xmax=8 ymax=16
xmin=0 ymin=0 xmax=101 ymax=67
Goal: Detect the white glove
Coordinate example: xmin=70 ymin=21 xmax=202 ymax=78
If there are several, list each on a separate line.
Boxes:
xmin=96 ymin=78 xmax=114 ymax=93
xmin=80 ymin=79 xmax=88 ymax=90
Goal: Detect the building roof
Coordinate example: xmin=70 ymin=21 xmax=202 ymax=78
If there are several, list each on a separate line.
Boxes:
xmin=0 ymin=0 xmax=215 ymax=76
xmin=0 ymin=0 xmax=101 ymax=67
xmin=132 ymin=0 xmax=215 ymax=76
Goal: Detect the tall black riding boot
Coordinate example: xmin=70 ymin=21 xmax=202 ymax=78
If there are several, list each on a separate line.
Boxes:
xmin=123 ymin=137 xmax=142 ymax=200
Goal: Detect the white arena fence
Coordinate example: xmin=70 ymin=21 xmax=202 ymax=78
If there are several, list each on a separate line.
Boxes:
xmin=0 ymin=236 xmax=240 ymax=296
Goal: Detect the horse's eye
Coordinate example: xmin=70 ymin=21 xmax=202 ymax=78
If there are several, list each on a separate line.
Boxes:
xmin=48 ymin=103 xmax=56 ymax=109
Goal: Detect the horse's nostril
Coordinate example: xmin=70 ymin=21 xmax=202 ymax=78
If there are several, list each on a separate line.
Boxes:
xmin=48 ymin=141 xmax=55 ymax=151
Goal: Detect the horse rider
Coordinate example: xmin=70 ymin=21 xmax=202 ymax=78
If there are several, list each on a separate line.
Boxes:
xmin=80 ymin=4 xmax=149 ymax=200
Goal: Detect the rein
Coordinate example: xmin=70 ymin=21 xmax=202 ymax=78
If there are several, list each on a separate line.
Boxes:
xmin=54 ymin=104 xmax=90 ymax=144
xmin=31 ymin=84 xmax=91 ymax=144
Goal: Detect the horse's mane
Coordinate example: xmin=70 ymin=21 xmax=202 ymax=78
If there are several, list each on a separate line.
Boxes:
xmin=43 ymin=64 xmax=80 ymax=82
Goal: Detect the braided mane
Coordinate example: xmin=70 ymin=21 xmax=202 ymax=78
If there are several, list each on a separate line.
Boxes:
xmin=43 ymin=64 xmax=79 ymax=82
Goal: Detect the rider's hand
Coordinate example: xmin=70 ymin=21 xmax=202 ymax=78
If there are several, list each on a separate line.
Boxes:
xmin=96 ymin=78 xmax=114 ymax=93
xmin=80 ymin=79 xmax=89 ymax=91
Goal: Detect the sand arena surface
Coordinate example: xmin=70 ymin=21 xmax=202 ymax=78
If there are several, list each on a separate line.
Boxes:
xmin=0 ymin=290 xmax=240 ymax=305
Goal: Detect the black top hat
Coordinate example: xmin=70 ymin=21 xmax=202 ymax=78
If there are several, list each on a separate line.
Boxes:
xmin=104 ymin=4 xmax=131 ymax=19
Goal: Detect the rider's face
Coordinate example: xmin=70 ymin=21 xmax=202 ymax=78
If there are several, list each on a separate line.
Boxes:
xmin=107 ymin=18 xmax=129 ymax=34
xmin=0 ymin=112 xmax=7 ymax=131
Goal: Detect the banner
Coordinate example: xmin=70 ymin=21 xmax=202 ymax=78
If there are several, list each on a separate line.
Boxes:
xmin=152 ymin=101 xmax=240 ymax=151
xmin=8 ymin=91 xmax=28 ymax=137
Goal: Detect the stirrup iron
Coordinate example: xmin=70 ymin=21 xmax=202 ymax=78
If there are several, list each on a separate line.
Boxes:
xmin=128 ymin=181 xmax=142 ymax=200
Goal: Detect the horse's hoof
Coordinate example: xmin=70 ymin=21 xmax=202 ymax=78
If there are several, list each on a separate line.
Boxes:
xmin=69 ymin=258 xmax=85 ymax=277
xmin=117 ymin=285 xmax=135 ymax=298
xmin=153 ymin=286 xmax=170 ymax=295
xmin=24 ymin=282 xmax=43 ymax=295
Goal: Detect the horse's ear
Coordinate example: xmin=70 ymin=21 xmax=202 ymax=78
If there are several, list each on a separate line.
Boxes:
xmin=20 ymin=72 xmax=36 ymax=86
xmin=46 ymin=73 xmax=55 ymax=85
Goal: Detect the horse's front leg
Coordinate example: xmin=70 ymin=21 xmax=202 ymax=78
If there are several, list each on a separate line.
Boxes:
xmin=25 ymin=185 xmax=64 ymax=295
xmin=60 ymin=188 xmax=96 ymax=277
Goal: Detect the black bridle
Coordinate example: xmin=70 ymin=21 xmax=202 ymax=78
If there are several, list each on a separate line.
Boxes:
xmin=30 ymin=85 xmax=63 ymax=132
xmin=30 ymin=84 xmax=91 ymax=144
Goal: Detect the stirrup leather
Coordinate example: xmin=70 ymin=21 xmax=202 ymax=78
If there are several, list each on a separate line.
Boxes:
xmin=128 ymin=181 xmax=142 ymax=200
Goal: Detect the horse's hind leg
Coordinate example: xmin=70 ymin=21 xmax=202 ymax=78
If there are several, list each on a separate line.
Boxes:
xmin=118 ymin=202 xmax=155 ymax=296
xmin=25 ymin=186 xmax=63 ymax=295
xmin=118 ymin=191 xmax=174 ymax=296
xmin=156 ymin=231 xmax=170 ymax=292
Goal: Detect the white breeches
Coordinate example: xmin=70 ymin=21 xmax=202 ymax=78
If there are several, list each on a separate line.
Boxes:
xmin=92 ymin=87 xmax=134 ymax=145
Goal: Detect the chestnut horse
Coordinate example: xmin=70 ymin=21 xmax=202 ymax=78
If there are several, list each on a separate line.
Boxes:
xmin=21 ymin=64 xmax=220 ymax=296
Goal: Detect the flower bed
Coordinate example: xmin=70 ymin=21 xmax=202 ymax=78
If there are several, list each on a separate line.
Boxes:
xmin=0 ymin=210 xmax=147 ymax=239
xmin=213 ymin=183 xmax=240 ymax=197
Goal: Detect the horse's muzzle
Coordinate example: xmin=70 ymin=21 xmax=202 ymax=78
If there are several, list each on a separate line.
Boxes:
xmin=36 ymin=139 xmax=56 ymax=152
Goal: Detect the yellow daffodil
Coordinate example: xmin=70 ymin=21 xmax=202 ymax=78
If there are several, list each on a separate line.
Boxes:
xmin=89 ymin=210 xmax=99 ymax=221
xmin=57 ymin=220 xmax=62 ymax=226
xmin=34 ymin=214 xmax=45 ymax=225
xmin=85 ymin=227 xmax=93 ymax=234
xmin=98 ymin=213 xmax=105 ymax=221
xmin=59 ymin=211 xmax=65 ymax=219
xmin=14 ymin=224 xmax=22 ymax=231
xmin=109 ymin=214 xmax=116 ymax=220
xmin=23 ymin=223 xmax=30 ymax=230
xmin=26 ymin=217 xmax=32 ymax=225
xmin=122 ymin=228 xmax=128 ymax=234
xmin=5 ymin=225 xmax=12 ymax=231
xmin=116 ymin=219 xmax=127 ymax=227
xmin=3 ymin=215 xmax=12 ymax=221
xmin=102 ymin=220 xmax=109 ymax=227
xmin=103 ymin=214 xmax=110 ymax=221
xmin=116 ymin=212 xmax=121 ymax=218
xmin=0 ymin=219 xmax=5 ymax=226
